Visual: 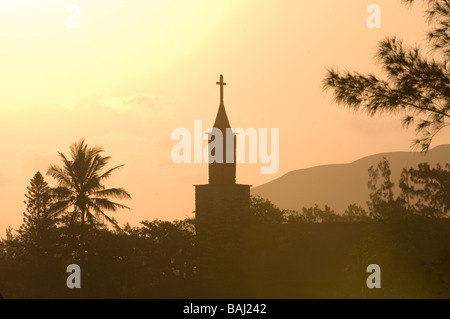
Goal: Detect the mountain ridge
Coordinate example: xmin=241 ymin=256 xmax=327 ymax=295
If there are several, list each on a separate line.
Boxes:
xmin=251 ymin=144 xmax=450 ymax=214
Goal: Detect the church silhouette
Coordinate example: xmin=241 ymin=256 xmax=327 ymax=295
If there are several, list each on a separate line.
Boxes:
xmin=195 ymin=75 xmax=251 ymax=238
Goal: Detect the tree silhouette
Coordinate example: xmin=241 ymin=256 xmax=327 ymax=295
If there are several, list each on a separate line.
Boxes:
xmin=400 ymin=162 xmax=450 ymax=217
xmin=18 ymin=172 xmax=56 ymax=255
xmin=46 ymin=139 xmax=131 ymax=297
xmin=367 ymin=157 xmax=408 ymax=220
xmin=323 ymin=0 xmax=450 ymax=152
xmin=250 ymin=195 xmax=285 ymax=224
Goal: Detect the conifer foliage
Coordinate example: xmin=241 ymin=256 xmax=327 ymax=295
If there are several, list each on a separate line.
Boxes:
xmin=18 ymin=172 xmax=56 ymax=253
xmin=324 ymin=0 xmax=450 ymax=152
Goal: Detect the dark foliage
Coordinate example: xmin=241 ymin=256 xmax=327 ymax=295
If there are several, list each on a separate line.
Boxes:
xmin=1 ymin=156 xmax=450 ymax=298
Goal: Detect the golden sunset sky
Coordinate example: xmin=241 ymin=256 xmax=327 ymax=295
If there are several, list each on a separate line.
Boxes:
xmin=1 ymin=0 xmax=448 ymax=235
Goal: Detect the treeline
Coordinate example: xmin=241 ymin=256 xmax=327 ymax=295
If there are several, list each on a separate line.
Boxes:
xmin=256 ymin=157 xmax=450 ymax=223
xmin=0 ymin=158 xmax=449 ymax=298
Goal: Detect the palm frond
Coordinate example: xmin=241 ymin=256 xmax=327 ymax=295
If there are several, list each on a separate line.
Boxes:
xmin=48 ymin=200 xmax=73 ymax=217
xmin=59 ymin=152 xmax=83 ymax=193
xmin=89 ymin=188 xmax=132 ymax=199
xmin=47 ymin=165 xmax=73 ymax=189
xmin=87 ymin=201 xmax=121 ymax=229
xmin=49 ymin=187 xmax=76 ymax=206
xmin=90 ymin=197 xmax=131 ymax=212
xmin=99 ymin=164 xmax=125 ymax=181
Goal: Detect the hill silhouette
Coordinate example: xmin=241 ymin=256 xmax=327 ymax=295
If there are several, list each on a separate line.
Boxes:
xmin=251 ymin=144 xmax=450 ymax=213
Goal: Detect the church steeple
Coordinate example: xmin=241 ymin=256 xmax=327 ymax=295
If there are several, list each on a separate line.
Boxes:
xmin=194 ymin=74 xmax=251 ymax=240
xmin=209 ymin=74 xmax=236 ymax=185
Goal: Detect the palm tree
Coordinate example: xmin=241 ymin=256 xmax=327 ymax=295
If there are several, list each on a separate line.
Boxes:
xmin=47 ymin=139 xmax=131 ymax=296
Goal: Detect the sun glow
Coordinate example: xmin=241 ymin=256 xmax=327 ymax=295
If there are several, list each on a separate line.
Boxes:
xmin=0 ymin=0 xmax=51 ymax=6
xmin=0 ymin=0 xmax=240 ymax=111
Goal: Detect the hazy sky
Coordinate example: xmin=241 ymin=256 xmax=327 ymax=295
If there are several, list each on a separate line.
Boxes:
xmin=1 ymin=0 xmax=449 ymax=235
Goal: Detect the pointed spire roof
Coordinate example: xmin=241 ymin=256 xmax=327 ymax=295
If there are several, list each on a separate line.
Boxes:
xmin=214 ymin=102 xmax=231 ymax=129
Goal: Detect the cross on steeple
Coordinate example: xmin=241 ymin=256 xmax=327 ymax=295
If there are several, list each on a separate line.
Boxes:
xmin=216 ymin=74 xmax=226 ymax=104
